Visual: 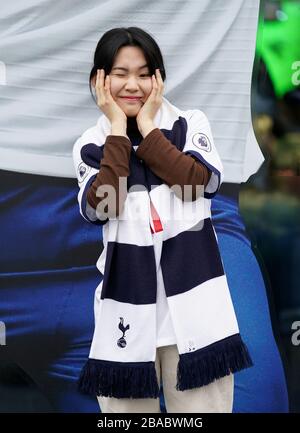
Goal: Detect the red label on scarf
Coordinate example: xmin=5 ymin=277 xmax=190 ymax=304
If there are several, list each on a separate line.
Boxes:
xmin=150 ymin=200 xmax=163 ymax=233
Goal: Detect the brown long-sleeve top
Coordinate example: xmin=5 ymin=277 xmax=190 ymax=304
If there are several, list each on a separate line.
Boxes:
xmin=87 ymin=125 xmax=211 ymax=218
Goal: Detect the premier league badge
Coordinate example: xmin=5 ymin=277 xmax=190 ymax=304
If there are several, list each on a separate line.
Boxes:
xmin=78 ymin=162 xmax=91 ymax=183
xmin=192 ymin=133 xmax=211 ymax=152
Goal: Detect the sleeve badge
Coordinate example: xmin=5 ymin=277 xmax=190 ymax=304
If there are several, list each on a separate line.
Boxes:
xmin=192 ymin=133 xmax=211 ymax=152
xmin=78 ymin=162 xmax=91 ymax=183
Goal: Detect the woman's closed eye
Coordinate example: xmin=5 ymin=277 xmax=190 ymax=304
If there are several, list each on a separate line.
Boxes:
xmin=114 ymin=74 xmax=151 ymax=78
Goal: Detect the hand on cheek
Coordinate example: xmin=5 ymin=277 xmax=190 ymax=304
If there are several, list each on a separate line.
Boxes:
xmin=136 ymin=69 xmax=164 ymax=125
xmin=136 ymin=69 xmax=164 ymax=137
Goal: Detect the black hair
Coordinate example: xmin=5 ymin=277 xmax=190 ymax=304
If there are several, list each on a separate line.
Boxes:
xmin=89 ymin=27 xmax=166 ymax=104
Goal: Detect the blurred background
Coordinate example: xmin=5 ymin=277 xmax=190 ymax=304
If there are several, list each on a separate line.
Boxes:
xmin=0 ymin=0 xmax=299 ymax=412
xmin=240 ymin=0 xmax=300 ymax=412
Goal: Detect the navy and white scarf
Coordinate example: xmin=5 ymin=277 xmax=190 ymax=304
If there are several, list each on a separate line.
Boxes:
xmin=72 ymin=96 xmax=253 ymax=398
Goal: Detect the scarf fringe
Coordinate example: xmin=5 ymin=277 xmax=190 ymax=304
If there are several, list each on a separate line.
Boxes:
xmin=176 ymin=333 xmax=253 ymax=391
xmin=77 ymin=359 xmax=160 ymax=399
xmin=78 ymin=334 xmax=252 ymax=398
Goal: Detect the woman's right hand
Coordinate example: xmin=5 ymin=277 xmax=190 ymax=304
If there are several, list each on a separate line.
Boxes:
xmin=95 ymin=69 xmax=127 ymax=125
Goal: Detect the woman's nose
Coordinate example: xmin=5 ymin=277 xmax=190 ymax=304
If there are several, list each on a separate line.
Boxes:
xmin=124 ymin=76 xmax=139 ymax=89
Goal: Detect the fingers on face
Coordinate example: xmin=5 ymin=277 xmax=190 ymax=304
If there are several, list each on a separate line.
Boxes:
xmin=96 ymin=68 xmax=163 ymax=100
xmin=106 ymin=75 xmax=110 ymax=92
xmin=153 ymin=69 xmax=163 ymax=96
xmin=96 ymin=69 xmax=102 ymax=88
xmin=95 ymin=69 xmax=102 ymax=99
xmin=96 ymin=69 xmax=111 ymax=99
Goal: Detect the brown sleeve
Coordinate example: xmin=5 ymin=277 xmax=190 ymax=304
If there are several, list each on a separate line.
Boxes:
xmin=86 ymin=135 xmax=132 ymax=218
xmin=135 ymin=128 xmax=212 ymax=201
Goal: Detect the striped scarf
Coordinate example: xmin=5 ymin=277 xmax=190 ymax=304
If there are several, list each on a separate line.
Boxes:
xmin=73 ymin=96 xmax=253 ymax=398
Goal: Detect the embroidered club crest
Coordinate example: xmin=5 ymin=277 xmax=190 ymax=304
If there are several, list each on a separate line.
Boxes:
xmin=192 ymin=133 xmax=211 ymax=152
xmin=117 ymin=317 xmax=130 ymax=348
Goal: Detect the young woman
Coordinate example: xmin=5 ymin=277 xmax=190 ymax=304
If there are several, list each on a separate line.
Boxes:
xmin=73 ymin=27 xmax=253 ymax=413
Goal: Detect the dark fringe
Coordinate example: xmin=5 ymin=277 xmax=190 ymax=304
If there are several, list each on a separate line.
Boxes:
xmin=77 ymin=358 xmax=160 ymax=399
xmin=176 ymin=333 xmax=253 ymax=391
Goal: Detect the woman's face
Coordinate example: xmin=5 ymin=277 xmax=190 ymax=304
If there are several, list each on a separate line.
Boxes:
xmin=107 ymin=46 xmax=153 ymax=117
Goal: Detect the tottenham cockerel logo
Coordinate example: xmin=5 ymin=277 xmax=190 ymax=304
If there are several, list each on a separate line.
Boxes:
xmin=192 ymin=133 xmax=211 ymax=152
xmin=117 ymin=317 xmax=130 ymax=348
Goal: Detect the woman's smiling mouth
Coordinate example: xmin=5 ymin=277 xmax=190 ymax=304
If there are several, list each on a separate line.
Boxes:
xmin=120 ymin=96 xmax=142 ymax=102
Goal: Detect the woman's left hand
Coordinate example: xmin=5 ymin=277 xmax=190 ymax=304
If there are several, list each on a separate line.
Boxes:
xmin=136 ymin=69 xmax=164 ymax=135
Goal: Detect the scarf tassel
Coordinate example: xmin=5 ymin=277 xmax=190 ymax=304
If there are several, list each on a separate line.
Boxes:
xmin=78 ymin=334 xmax=252 ymax=398
xmin=176 ymin=333 xmax=253 ymax=391
xmin=77 ymin=359 xmax=160 ymax=399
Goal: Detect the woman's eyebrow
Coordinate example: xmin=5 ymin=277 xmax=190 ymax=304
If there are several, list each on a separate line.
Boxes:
xmin=111 ymin=64 xmax=148 ymax=71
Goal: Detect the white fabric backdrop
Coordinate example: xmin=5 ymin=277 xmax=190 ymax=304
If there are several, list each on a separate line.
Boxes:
xmin=0 ymin=0 xmax=264 ymax=182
